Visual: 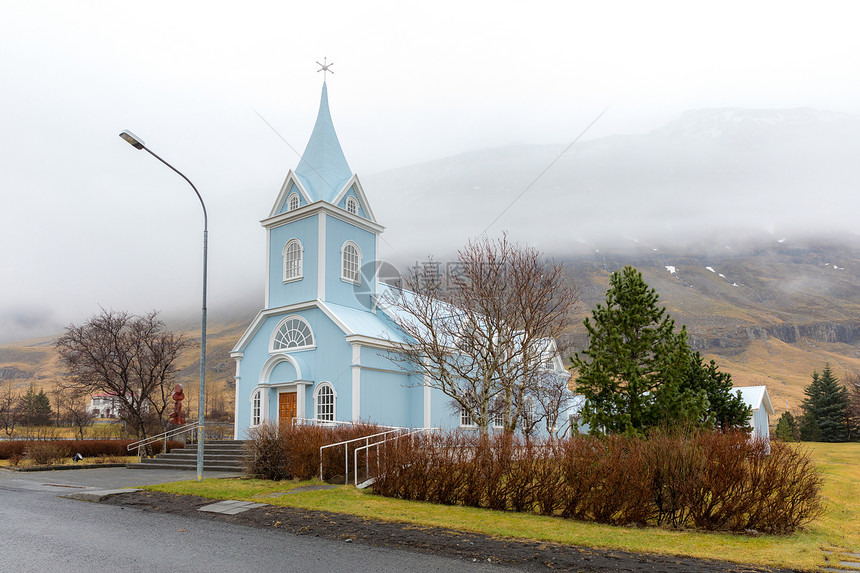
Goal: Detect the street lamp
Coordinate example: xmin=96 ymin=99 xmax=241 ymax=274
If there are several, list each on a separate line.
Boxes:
xmin=119 ymin=129 xmax=208 ymax=481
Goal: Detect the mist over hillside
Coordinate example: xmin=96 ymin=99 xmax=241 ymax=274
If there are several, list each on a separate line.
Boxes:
xmin=366 ymin=107 xmax=860 ymax=261
xmin=3 ymin=106 xmax=859 ymax=355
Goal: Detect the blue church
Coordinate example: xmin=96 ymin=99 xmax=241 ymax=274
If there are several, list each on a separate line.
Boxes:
xmin=231 ymin=83 xmax=566 ymax=438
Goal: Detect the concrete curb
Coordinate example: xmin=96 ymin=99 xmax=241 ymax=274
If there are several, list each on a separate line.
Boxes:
xmin=2 ymin=463 xmax=128 ymax=472
xmin=61 ymin=488 xmax=143 ymax=502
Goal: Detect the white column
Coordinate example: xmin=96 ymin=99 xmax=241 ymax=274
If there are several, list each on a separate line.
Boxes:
xmin=297 ymin=384 xmax=307 ymax=419
xmin=351 ymin=343 xmax=361 ymax=421
xmin=423 ymin=358 xmax=431 ymax=429
xmin=232 ymin=355 xmax=242 ymax=439
xmin=265 ymin=231 xmax=271 ymax=307
xmin=261 ymin=387 xmax=270 ymax=423
xmin=317 ymin=212 xmax=326 ymax=301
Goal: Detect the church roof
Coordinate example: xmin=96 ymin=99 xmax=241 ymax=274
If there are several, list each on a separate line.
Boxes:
xmin=294 ymin=82 xmax=353 ymax=203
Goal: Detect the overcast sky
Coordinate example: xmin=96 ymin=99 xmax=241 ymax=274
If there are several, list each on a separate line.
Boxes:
xmin=2 ymin=0 xmax=859 ymax=342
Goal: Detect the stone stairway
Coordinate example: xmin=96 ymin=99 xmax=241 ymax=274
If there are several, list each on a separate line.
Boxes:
xmin=127 ymin=440 xmax=248 ymax=472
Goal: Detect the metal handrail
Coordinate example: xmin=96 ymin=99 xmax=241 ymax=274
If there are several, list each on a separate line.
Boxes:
xmin=126 ymin=422 xmax=200 ymax=459
xmin=292 ymin=417 xmax=356 ymax=427
xmin=319 ymin=427 xmax=408 ymax=484
xmin=353 ymin=427 xmax=437 ymax=487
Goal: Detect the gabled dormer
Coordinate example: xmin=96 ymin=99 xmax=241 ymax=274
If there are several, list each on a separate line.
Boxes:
xmin=261 ymin=82 xmax=384 ymax=312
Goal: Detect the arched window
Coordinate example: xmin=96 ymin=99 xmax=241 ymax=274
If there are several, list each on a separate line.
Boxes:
xmin=282 ymin=239 xmax=303 ymax=282
xmin=346 ymin=196 xmax=358 ymax=215
xmin=314 ymin=383 xmax=336 ymax=422
xmin=341 ymin=241 xmax=361 ymax=283
xmin=251 ymin=389 xmax=262 ymax=426
xmin=271 ymin=315 xmax=314 ymax=351
xmin=288 ymin=193 xmax=300 ymax=211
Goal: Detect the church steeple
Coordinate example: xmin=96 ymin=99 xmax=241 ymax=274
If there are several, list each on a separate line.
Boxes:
xmin=294 ymin=82 xmax=352 ymax=203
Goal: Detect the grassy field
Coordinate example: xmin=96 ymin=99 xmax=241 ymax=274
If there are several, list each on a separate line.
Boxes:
xmin=147 ymin=441 xmax=860 ymax=571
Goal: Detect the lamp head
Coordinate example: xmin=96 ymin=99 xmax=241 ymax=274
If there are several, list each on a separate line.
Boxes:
xmin=119 ymin=130 xmax=145 ymax=150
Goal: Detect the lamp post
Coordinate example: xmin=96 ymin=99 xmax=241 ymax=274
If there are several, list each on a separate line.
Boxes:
xmin=119 ymin=130 xmax=208 ymax=481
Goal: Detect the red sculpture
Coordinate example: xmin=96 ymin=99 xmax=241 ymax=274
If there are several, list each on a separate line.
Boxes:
xmin=169 ymin=383 xmax=186 ymax=425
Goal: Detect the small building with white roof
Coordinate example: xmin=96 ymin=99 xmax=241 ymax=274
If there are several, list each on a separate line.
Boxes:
xmin=735 ymin=386 xmax=775 ymax=441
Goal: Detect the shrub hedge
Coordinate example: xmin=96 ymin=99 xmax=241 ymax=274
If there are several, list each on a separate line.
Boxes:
xmin=369 ymin=429 xmax=823 ymax=534
xmin=0 ymin=439 xmax=183 ymax=460
xmin=243 ymin=422 xmax=383 ymax=481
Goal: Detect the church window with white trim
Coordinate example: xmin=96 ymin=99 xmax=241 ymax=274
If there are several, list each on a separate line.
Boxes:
xmin=460 ymin=408 xmax=475 ymax=427
xmin=283 ymin=239 xmax=303 ymax=282
xmin=251 ymin=389 xmax=262 ymax=426
xmin=341 ymin=241 xmax=361 ymax=283
xmin=271 ymin=316 xmax=314 ymax=351
xmin=288 ymin=193 xmax=300 ymax=211
xmin=346 ymin=196 xmax=357 ymax=215
xmin=493 ymin=411 xmax=505 ymax=428
xmin=314 ymin=383 xmax=336 ymax=421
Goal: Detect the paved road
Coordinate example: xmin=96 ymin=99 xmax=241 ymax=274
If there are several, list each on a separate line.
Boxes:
xmin=0 ymin=468 xmax=504 ymax=572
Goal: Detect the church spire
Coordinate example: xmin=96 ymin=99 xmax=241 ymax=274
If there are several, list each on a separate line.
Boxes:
xmin=294 ymin=82 xmax=353 ymax=203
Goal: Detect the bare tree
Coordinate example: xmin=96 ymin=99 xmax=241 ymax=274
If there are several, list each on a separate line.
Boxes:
xmin=531 ymin=370 xmax=576 ymax=438
xmin=55 ymin=309 xmax=191 ymax=440
xmin=384 ymin=234 xmax=577 ymax=434
xmin=62 ymin=389 xmax=95 ymax=440
xmin=0 ymin=380 xmax=21 ymax=438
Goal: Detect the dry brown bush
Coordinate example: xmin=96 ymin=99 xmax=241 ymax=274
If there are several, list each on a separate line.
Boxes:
xmin=243 ymin=422 xmax=384 ymax=481
xmin=25 ymin=442 xmax=70 ymax=465
xmin=371 ymin=429 xmax=823 ymax=534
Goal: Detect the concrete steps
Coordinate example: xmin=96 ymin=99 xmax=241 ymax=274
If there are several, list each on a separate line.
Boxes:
xmin=127 ymin=440 xmax=248 ymax=472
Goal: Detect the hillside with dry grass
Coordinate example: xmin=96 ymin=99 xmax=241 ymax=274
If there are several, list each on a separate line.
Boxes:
xmin=2 ymin=238 xmax=858 ymax=422
xmin=563 ymin=237 xmax=860 ymax=416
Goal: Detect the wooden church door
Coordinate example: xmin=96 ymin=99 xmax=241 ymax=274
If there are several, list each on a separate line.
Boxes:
xmin=279 ymin=392 xmax=297 ymax=426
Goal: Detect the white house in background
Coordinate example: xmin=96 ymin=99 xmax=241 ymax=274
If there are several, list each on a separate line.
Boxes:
xmin=735 ymin=386 xmax=775 ymax=441
xmin=87 ymin=393 xmax=124 ymax=419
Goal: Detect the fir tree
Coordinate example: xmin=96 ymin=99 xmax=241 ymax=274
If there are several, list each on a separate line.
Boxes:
xmin=20 ymin=384 xmax=52 ymax=427
xmin=679 ymin=351 xmax=751 ymax=431
xmin=775 ymin=411 xmax=799 ymax=441
xmin=798 ymin=411 xmax=821 ymax=441
xmin=572 ymin=266 xmax=696 ymax=436
xmin=801 ymin=364 xmax=850 ymax=442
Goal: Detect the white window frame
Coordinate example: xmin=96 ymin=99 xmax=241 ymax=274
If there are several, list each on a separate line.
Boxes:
xmin=523 ymin=397 xmax=536 ymax=427
xmin=460 ymin=408 xmax=476 ymax=428
xmin=493 ymin=411 xmax=505 ymax=428
xmin=314 ymin=382 xmax=337 ymax=422
xmin=282 ymin=239 xmax=303 ymax=283
xmin=345 ymin=196 xmax=358 ymax=215
xmin=341 ymin=241 xmax=361 ymax=284
xmin=288 ymin=192 xmax=300 ymax=211
xmin=251 ymin=389 xmax=262 ymax=426
xmin=270 ymin=315 xmax=315 ymax=352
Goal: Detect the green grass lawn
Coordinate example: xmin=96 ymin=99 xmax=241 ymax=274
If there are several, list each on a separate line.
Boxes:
xmin=146 ymin=442 xmax=860 ymax=571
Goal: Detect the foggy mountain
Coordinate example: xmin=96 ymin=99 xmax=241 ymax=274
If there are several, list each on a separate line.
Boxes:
xmin=365 ymin=107 xmax=860 ymax=262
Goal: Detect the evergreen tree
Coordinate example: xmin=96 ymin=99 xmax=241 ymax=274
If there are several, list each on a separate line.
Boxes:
xmin=846 ymin=372 xmax=860 ymax=441
xmin=679 ymin=351 xmax=751 ymax=431
xmin=801 ymin=364 xmax=850 ymax=442
xmin=798 ymin=410 xmax=821 ymax=441
xmin=775 ymin=411 xmax=799 ymax=441
xmin=572 ymin=266 xmax=696 ymax=436
xmin=20 ymin=384 xmax=53 ymax=427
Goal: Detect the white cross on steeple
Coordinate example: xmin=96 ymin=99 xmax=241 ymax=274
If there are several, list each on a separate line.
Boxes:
xmin=316 ymin=57 xmax=334 ymax=81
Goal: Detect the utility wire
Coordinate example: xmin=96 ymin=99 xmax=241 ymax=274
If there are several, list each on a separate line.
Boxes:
xmin=481 ymin=106 xmax=609 ymax=234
